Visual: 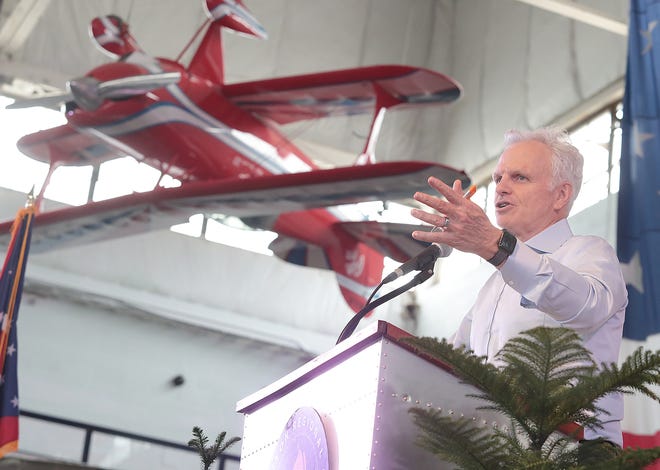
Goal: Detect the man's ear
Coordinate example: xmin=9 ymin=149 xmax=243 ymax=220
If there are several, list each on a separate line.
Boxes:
xmin=553 ymin=182 xmax=573 ymax=211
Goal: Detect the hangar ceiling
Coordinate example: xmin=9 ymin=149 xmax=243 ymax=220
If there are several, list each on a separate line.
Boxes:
xmin=0 ymin=0 xmax=630 ymax=353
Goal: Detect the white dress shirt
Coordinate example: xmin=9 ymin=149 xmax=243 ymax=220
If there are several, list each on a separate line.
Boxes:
xmin=452 ymin=219 xmax=628 ymax=445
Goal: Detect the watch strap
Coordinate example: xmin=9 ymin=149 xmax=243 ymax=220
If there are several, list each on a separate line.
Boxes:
xmin=487 ymin=248 xmax=509 ymax=266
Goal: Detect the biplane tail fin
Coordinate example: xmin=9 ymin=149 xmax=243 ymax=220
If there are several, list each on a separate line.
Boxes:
xmin=269 ymin=220 xmax=433 ymax=314
xmin=324 ymin=234 xmax=385 ymax=314
xmin=189 ymin=0 xmax=267 ymax=85
xmin=269 ymin=230 xmax=384 ymax=314
xmin=205 ymin=0 xmax=267 ymax=39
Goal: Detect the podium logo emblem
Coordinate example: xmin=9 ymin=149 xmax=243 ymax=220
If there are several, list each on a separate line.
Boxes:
xmin=270 ymin=407 xmax=331 ymax=470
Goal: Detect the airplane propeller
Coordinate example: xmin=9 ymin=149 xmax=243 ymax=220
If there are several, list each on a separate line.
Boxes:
xmin=6 ymin=71 xmax=181 ymax=111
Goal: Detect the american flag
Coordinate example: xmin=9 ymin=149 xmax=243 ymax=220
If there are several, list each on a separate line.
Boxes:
xmin=618 ymin=0 xmax=660 ymax=459
xmin=0 ymin=197 xmax=35 ymax=457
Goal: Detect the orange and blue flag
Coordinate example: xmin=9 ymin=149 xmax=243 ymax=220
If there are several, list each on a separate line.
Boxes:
xmin=0 ymin=197 xmax=35 ymax=458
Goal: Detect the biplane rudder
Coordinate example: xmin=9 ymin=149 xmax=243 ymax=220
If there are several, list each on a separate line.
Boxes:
xmin=188 ymin=0 xmax=267 ymax=84
xmin=269 ymin=227 xmax=384 ymax=314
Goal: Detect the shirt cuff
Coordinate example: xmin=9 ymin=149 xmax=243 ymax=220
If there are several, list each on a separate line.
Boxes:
xmin=498 ymin=242 xmax=547 ymax=296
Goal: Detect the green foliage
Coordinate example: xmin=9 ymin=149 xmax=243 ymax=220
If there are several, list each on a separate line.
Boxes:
xmin=187 ymin=426 xmax=241 ymax=470
xmin=404 ymin=327 xmax=660 ymax=469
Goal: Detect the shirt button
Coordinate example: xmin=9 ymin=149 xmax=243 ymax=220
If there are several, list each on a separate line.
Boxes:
xmin=508 ymin=280 xmax=515 ymax=286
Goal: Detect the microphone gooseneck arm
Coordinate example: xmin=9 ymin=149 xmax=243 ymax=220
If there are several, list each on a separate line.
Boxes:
xmin=381 ymin=243 xmax=451 ymax=284
xmin=336 ymin=267 xmax=435 ymax=344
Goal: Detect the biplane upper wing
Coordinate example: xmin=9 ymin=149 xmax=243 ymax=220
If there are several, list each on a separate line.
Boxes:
xmin=16 ymin=124 xmax=130 ymax=166
xmin=223 ymin=65 xmax=462 ymax=124
xmin=0 ymin=161 xmax=468 ymax=253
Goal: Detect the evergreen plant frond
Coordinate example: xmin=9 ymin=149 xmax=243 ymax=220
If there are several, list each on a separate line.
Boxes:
xmin=403 ymin=327 xmax=660 ymax=469
xmin=593 ymin=446 xmax=660 ymax=470
xmin=404 ymin=336 xmax=520 ymax=409
xmin=490 ymin=426 xmax=552 ymax=468
xmin=539 ymin=434 xmax=581 ymax=469
xmin=409 ymin=408 xmax=509 ymax=469
xmin=587 ymin=347 xmax=660 ymax=402
xmin=497 ymin=327 xmax=597 ymax=386
xmin=404 ymin=336 xmax=535 ymax=436
xmin=409 ymin=411 xmax=585 ymax=470
xmin=215 ymin=431 xmax=242 ymax=455
xmin=404 ymin=336 xmax=501 ymax=392
xmin=187 ymin=426 xmax=209 ymax=454
xmin=188 ymin=426 xmax=241 ymax=470
xmin=549 ymin=346 xmax=660 ymax=438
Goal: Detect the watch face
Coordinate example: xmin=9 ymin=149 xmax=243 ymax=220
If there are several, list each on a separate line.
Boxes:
xmin=269 ymin=407 xmax=331 ymax=470
xmin=500 ymin=230 xmax=517 ymax=254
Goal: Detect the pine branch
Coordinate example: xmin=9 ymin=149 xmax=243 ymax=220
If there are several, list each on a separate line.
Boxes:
xmin=498 ymin=328 xmax=593 ymax=397
xmin=187 ymin=426 xmax=208 ymax=454
xmin=409 ymin=409 xmax=509 ymax=469
xmin=404 ymin=337 xmax=500 ymax=392
xmin=591 ymin=347 xmax=660 ymax=401
xmin=599 ymin=446 xmax=660 ymax=469
xmin=406 ymin=334 xmax=563 ymax=446
xmin=214 ymin=431 xmax=242 ymax=455
xmin=493 ymin=328 xmax=605 ymax=448
xmin=550 ymin=347 xmax=660 ymax=438
xmin=578 ymin=440 xmax=660 ymax=469
xmin=405 ymin=336 xmax=541 ymax=439
xmin=403 ymin=327 xmax=660 ymax=469
xmin=188 ymin=426 xmax=241 ymax=470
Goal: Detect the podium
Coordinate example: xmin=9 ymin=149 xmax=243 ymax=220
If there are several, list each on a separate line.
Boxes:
xmin=235 ymin=321 xmax=508 ymax=469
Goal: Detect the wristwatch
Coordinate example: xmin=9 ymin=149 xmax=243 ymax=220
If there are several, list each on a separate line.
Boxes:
xmin=487 ymin=229 xmax=517 ymax=266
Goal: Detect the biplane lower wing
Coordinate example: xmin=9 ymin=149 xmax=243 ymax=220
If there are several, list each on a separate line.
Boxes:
xmin=0 ymin=161 xmax=468 ymax=253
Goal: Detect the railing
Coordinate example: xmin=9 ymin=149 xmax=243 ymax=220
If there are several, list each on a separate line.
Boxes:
xmin=19 ymin=410 xmax=240 ymax=469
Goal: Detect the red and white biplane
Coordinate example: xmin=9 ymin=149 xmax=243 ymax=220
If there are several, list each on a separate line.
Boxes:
xmin=3 ymin=0 xmax=469 ymax=312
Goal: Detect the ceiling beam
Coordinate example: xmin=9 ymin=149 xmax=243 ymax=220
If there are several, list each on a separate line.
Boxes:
xmin=0 ymin=0 xmax=53 ymax=56
xmin=513 ymin=0 xmax=628 ymax=36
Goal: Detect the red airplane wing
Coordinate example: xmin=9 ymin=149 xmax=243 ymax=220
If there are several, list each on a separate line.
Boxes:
xmin=223 ymin=65 xmax=461 ymax=124
xmin=0 ymin=161 xmax=468 ymax=253
xmin=16 ymin=124 xmax=128 ymax=166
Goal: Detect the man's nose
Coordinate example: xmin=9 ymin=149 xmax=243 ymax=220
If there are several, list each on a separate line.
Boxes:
xmin=496 ymin=177 xmax=511 ymax=193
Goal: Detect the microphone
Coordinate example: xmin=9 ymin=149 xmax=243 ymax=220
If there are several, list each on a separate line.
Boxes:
xmin=382 ymin=243 xmax=452 ymax=284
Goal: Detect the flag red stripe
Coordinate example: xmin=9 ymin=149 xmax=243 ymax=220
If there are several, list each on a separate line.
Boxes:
xmin=623 ymin=431 xmax=660 ymax=470
xmin=624 ymin=430 xmax=660 ymax=448
xmin=0 ymin=416 xmax=18 ymax=458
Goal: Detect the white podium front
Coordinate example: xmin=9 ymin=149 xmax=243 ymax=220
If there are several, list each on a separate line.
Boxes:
xmin=235 ymin=321 xmax=507 ymax=469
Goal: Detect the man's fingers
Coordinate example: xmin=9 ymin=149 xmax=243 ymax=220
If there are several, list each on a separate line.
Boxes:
xmin=412 ymin=230 xmax=436 ymax=243
xmin=410 ymin=208 xmax=438 ymax=226
xmin=413 ymin=192 xmax=448 ymax=213
xmin=429 ymin=176 xmax=462 ymax=203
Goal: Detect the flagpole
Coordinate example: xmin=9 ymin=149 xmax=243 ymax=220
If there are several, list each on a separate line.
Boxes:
xmin=0 ymin=195 xmax=35 ymax=378
xmin=0 ymin=191 xmax=37 ymax=458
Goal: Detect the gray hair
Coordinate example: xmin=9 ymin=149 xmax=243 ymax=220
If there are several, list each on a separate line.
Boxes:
xmin=503 ymin=127 xmax=584 ymax=208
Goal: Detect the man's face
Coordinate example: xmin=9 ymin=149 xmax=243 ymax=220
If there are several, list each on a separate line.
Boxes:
xmin=492 ymin=140 xmax=570 ymax=241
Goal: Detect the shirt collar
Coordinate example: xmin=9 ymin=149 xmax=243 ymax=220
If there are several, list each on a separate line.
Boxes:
xmin=524 ymin=219 xmax=572 ymax=254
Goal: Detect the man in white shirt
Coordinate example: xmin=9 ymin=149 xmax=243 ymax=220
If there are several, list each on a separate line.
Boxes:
xmin=409 ymin=127 xmax=628 ymax=447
